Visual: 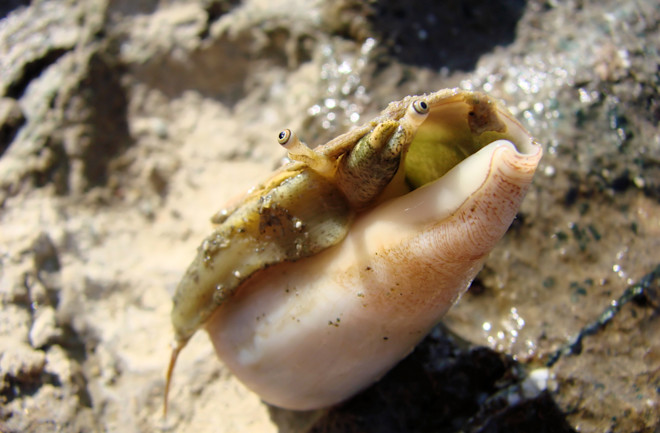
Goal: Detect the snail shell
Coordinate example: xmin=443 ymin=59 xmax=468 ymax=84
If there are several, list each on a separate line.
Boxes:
xmin=196 ymin=90 xmax=542 ymax=410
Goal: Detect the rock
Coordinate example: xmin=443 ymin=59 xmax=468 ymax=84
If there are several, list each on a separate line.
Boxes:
xmin=31 ymin=231 xmax=60 ymax=274
xmin=0 ymin=304 xmax=31 ymax=342
xmin=0 ymin=97 xmax=25 ymax=155
xmin=29 ymin=306 xmax=62 ymax=349
xmin=0 ymin=337 xmax=46 ymax=390
xmin=0 ymin=0 xmax=658 ymax=432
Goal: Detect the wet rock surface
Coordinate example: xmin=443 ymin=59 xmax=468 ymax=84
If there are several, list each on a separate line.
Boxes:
xmin=0 ymin=0 xmax=658 ymax=432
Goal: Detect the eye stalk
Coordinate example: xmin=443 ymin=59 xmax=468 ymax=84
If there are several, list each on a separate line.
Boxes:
xmin=277 ymin=129 xmax=335 ymax=178
xmin=412 ymin=99 xmax=429 ymax=115
xmin=278 ymin=129 xmax=305 ymax=152
xmin=401 ymin=98 xmax=430 ymax=129
xmin=278 ymin=129 xmax=293 ymax=147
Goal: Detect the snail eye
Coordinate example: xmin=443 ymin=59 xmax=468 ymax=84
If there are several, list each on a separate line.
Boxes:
xmin=412 ymin=99 xmax=429 ymax=115
xmin=278 ymin=129 xmax=292 ymax=146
